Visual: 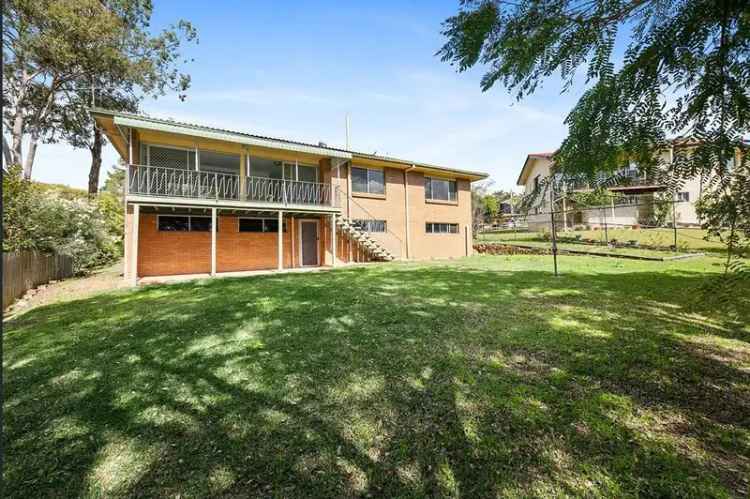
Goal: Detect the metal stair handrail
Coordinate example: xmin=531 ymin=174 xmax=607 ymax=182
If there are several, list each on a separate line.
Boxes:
xmin=336 ymin=188 xmax=403 ymax=259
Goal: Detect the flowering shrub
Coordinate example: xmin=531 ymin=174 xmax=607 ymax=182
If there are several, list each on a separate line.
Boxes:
xmin=3 ymin=166 xmax=122 ymax=274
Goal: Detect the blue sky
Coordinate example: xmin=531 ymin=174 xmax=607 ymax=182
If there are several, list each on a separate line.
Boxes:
xmin=34 ymin=0 xmax=588 ymax=192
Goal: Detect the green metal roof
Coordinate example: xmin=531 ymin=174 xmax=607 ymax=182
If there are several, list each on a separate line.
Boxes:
xmin=91 ymin=108 xmax=489 ymax=180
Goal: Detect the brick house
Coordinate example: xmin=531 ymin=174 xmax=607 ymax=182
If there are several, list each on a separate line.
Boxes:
xmin=93 ymin=109 xmax=488 ymax=284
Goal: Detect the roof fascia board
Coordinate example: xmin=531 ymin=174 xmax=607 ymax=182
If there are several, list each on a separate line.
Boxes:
xmin=351 ymin=153 xmax=487 ymax=180
xmin=114 ymin=115 xmax=352 ymax=160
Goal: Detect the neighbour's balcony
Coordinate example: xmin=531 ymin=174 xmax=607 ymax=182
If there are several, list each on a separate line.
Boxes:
xmin=567 ymin=169 xmax=665 ymax=192
xmin=127 ymin=164 xmax=338 ymax=209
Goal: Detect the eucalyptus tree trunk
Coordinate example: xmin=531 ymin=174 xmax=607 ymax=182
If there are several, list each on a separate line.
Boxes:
xmin=2 ymin=135 xmax=13 ymax=167
xmin=87 ymin=126 xmax=103 ymax=197
xmin=23 ymin=136 xmax=38 ymax=180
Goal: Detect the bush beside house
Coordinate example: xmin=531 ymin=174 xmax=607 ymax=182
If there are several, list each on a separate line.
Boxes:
xmin=3 ymin=166 xmax=123 ymax=275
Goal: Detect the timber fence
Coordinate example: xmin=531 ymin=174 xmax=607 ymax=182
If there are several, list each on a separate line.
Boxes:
xmin=3 ymin=251 xmax=74 ymax=309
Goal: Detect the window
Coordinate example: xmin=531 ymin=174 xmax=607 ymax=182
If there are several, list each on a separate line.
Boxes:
xmin=189 ymin=217 xmax=211 ymax=232
xmin=199 ymin=150 xmax=240 ymax=174
xmin=297 ymin=164 xmax=318 ymax=183
xmin=146 ymin=145 xmax=196 ymax=170
xmin=158 ymin=215 xmax=211 ymax=232
xmin=533 ymin=175 xmax=540 ymax=191
xmin=248 ymin=156 xmax=319 ymax=182
xmin=353 ymin=219 xmax=386 ymax=233
xmin=425 ymin=223 xmax=459 ymax=234
xmin=677 ymin=191 xmax=690 ymax=202
xmin=351 ymin=167 xmax=385 ymax=195
xmin=238 ymin=218 xmax=286 ymax=232
xmin=158 ymin=215 xmax=189 ymax=231
xmin=425 ymin=177 xmax=457 ymax=202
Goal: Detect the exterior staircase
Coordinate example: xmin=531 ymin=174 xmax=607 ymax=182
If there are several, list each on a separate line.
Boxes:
xmin=335 ymin=216 xmax=396 ymax=261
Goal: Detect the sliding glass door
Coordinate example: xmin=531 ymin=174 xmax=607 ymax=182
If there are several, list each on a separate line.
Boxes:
xmin=248 ymin=156 xmax=318 ymax=182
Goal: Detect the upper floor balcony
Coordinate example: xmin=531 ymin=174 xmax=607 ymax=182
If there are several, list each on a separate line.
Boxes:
xmin=567 ymin=168 xmax=665 ymax=193
xmin=126 ymin=164 xmax=339 ymax=211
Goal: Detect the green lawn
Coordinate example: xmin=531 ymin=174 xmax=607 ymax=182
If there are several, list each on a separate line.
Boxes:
xmin=478 ymin=238 xmax=687 ymax=259
xmin=4 ymin=256 xmax=749 ymax=498
xmin=478 ymin=227 xmax=729 ymax=255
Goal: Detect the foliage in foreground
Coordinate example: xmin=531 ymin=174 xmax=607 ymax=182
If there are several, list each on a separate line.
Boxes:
xmin=2 ymin=166 xmax=123 ymax=273
xmin=4 ymin=257 xmax=749 ymax=497
xmin=438 ymin=0 xmax=749 ymax=267
xmin=2 ymin=0 xmax=198 ymax=187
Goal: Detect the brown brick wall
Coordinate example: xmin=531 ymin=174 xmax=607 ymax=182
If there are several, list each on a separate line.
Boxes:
xmin=216 ymin=216 xmax=294 ymax=272
xmin=137 ymin=214 xmax=211 ymax=276
xmin=407 ymin=172 xmax=472 ymax=259
xmin=137 ymin=214 xmax=304 ymax=277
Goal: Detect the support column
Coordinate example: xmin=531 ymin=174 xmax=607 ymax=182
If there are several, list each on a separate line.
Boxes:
xmin=240 ymin=152 xmax=247 ymax=201
xmin=404 ymin=166 xmax=413 ymax=258
xmin=131 ymin=204 xmax=139 ymax=286
xmin=290 ymin=216 xmax=296 ymax=268
xmin=332 ymin=213 xmax=337 ymax=267
xmin=562 ymin=196 xmax=568 ymax=231
xmin=278 ymin=210 xmax=284 ymax=270
xmin=345 ymin=162 xmax=353 ymax=262
xmin=211 ymin=208 xmax=217 ymax=276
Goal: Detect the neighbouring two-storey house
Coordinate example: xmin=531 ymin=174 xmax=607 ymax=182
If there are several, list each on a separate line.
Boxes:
xmin=516 ymin=142 xmax=741 ymax=231
xmin=93 ymin=109 xmax=488 ymax=284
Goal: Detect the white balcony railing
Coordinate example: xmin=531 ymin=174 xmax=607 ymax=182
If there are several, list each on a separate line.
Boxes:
xmin=127 ymin=164 xmax=335 ymax=207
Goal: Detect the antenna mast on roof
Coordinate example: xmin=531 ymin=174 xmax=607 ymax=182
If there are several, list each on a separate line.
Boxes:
xmin=345 ymin=114 xmax=350 ymax=150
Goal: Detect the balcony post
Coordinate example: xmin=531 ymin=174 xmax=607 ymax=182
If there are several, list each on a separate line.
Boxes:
xmin=332 ymin=213 xmax=337 ymax=267
xmin=131 ymin=203 xmax=139 ymax=286
xmin=277 ymin=210 xmax=284 ymax=270
xmin=211 ymin=208 xmax=217 ymax=276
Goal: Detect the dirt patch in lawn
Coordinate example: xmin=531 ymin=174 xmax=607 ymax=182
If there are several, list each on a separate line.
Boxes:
xmin=4 ymin=260 xmax=126 ymax=318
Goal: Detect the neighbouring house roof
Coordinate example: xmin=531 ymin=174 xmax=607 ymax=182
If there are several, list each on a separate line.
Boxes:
xmin=516 ymin=137 xmax=749 ymax=186
xmin=91 ymin=108 xmax=489 ymax=181
xmin=516 ymin=151 xmax=555 ymax=186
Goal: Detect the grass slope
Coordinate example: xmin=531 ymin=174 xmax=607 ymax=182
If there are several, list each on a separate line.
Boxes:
xmin=4 ymin=256 xmax=749 ymax=498
xmin=477 ymin=228 xmax=728 ymax=255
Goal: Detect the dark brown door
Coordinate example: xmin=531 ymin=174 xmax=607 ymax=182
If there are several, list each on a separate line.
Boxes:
xmin=300 ymin=221 xmax=318 ymax=266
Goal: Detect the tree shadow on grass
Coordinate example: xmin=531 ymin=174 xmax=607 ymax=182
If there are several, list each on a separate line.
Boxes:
xmin=4 ymin=261 xmax=749 ymax=497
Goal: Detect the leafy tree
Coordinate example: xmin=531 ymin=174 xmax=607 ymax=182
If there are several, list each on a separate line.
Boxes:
xmin=567 ymin=188 xmax=622 ymax=209
xmin=2 ymin=164 xmax=37 ymax=251
xmin=3 ymin=166 xmax=122 ymax=273
xmin=438 ymin=0 xmax=749 ymax=269
xmin=471 ymin=181 xmax=494 ymax=229
xmin=2 ymin=0 xmax=197 ymax=186
xmin=483 ymin=194 xmax=500 ymax=218
xmin=97 ymin=167 xmax=127 ymax=252
xmin=102 ymin=164 xmax=126 ymax=197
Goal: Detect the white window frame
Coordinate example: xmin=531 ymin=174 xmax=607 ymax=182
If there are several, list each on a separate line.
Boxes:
xmin=237 ymin=217 xmax=287 ymax=233
xmin=246 ymin=157 xmax=319 ymax=182
xmin=352 ymin=219 xmax=387 ymax=233
xmin=425 ymin=222 xmax=459 ymax=234
xmin=285 ymin=161 xmax=319 ymax=183
xmin=144 ymin=143 xmax=198 ymax=171
xmin=156 ymin=214 xmax=211 ymax=232
xmin=351 ymin=166 xmax=386 ymax=195
xmin=197 ymin=148 xmax=242 ymax=175
xmin=425 ymin=176 xmax=458 ymax=202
